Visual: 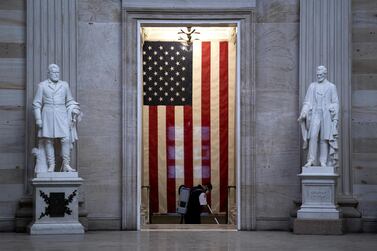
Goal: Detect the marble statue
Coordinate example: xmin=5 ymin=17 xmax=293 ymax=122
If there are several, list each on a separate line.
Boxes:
xmin=298 ymin=66 xmax=339 ymax=167
xmin=32 ymin=64 xmax=82 ymax=172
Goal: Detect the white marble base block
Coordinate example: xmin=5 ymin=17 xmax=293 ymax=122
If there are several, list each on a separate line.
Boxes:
xmin=297 ymin=166 xmax=340 ymax=219
xmin=28 ymin=172 xmax=84 ymax=234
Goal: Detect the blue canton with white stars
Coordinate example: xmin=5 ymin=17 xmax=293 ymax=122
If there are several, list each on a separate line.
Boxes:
xmin=143 ymin=41 xmax=192 ymax=106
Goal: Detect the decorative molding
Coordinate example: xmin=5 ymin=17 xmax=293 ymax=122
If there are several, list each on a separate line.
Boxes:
xmin=38 ymin=190 xmax=77 ymax=219
xmin=122 ymin=5 xmax=256 ymax=230
xmin=299 ymin=0 xmax=352 ymax=196
xmin=26 ymin=0 xmax=78 ymax=193
xmin=122 ymin=0 xmax=256 ymax=10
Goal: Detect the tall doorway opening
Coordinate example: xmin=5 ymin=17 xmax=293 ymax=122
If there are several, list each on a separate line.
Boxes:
xmin=138 ymin=23 xmax=240 ymax=230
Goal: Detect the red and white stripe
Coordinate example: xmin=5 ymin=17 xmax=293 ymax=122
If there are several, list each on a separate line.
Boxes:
xmin=143 ymin=40 xmax=236 ymax=213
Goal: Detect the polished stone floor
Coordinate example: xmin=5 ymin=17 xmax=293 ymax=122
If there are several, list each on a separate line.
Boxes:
xmin=0 ymin=231 xmax=376 ymax=251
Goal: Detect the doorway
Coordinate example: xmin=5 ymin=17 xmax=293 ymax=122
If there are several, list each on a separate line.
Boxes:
xmin=137 ymin=23 xmax=240 ymax=230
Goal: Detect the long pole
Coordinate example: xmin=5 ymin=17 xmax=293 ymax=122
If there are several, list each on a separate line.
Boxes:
xmin=207 ymin=205 xmax=220 ymax=224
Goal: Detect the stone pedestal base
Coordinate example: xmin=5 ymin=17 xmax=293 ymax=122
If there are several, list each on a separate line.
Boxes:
xmin=28 ymin=172 xmax=84 ymax=235
xmin=29 ymin=223 xmax=84 ymax=234
xmin=294 ymin=166 xmax=343 ymax=234
xmin=293 ymin=219 xmax=343 ymax=235
xmin=297 ymin=166 xmax=340 ymax=219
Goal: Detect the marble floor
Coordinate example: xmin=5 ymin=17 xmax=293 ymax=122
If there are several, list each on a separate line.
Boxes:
xmin=0 ymin=231 xmax=376 ymax=251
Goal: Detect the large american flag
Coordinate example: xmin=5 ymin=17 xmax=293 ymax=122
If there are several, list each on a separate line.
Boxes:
xmin=142 ymin=40 xmax=236 ymax=213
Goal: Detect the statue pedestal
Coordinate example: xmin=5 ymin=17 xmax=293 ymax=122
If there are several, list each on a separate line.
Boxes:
xmin=297 ymin=166 xmax=340 ymax=219
xmin=294 ymin=166 xmax=343 ymax=234
xmin=28 ymin=172 xmax=84 ymax=235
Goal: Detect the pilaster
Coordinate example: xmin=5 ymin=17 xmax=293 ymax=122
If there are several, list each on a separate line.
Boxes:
xmin=299 ymin=0 xmax=352 ymax=196
xmin=26 ymin=0 xmax=78 ymax=193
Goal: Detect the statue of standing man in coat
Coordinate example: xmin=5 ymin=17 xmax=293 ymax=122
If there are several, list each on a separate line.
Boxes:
xmin=298 ymin=66 xmax=339 ymax=168
xmin=32 ymin=64 xmax=82 ymax=173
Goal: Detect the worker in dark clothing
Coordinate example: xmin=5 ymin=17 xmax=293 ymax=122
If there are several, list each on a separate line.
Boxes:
xmin=184 ymin=183 xmax=212 ymax=224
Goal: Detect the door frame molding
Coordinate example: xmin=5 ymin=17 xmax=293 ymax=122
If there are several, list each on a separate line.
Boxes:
xmin=122 ymin=6 xmax=256 ymax=230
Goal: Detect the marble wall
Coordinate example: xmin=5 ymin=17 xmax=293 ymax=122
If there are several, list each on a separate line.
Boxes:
xmin=0 ymin=0 xmax=376 ymax=232
xmin=255 ymin=0 xmax=300 ymax=230
xmin=351 ymin=0 xmax=377 ymax=231
xmin=74 ymin=0 xmax=302 ymax=230
xmin=77 ymin=0 xmax=122 ymax=229
xmin=0 ymin=0 xmax=26 ymax=231
xmin=69 ymin=0 xmax=377 ymax=231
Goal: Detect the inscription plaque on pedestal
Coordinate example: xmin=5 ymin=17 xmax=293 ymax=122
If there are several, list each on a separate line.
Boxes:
xmin=306 ymin=187 xmax=332 ymax=203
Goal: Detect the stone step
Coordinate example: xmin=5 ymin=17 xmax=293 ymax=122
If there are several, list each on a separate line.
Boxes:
xmin=142 ymin=223 xmax=237 ymax=231
xmin=148 ymin=213 xmax=227 ymax=224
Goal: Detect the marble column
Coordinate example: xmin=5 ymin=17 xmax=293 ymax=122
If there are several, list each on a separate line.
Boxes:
xmin=299 ymin=0 xmax=352 ymax=197
xmin=26 ymin=0 xmax=78 ymax=193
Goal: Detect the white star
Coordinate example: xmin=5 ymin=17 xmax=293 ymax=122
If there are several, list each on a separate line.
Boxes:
xmin=164 ymin=72 xmax=168 ymax=76
xmin=143 ymin=51 xmax=146 ymax=55
xmin=170 ymin=67 xmax=175 ymax=71
xmin=176 ymin=82 xmax=180 ymax=86
xmin=164 ymin=92 xmax=168 ymax=96
xmin=159 ymin=66 xmax=163 ymax=70
xmin=182 ymin=56 xmax=186 ymax=61
xmin=159 ymin=87 xmax=163 ymax=91
xmin=164 ymin=82 xmax=168 ymax=86
xmin=154 ymin=82 xmax=157 ymax=86
xmin=176 ymin=51 xmax=180 ymax=55
xmin=153 ymin=51 xmax=157 ymax=55
xmin=154 ymin=61 xmax=158 ymax=65
xmin=143 ymin=72 xmax=146 ymax=75
xmin=159 ymin=56 xmax=163 ymax=60
xmin=143 ymin=82 xmax=146 ymax=86
xmin=154 ymin=72 xmax=157 ymax=76
xmin=170 ymin=56 xmax=174 ymax=61
xmin=170 ymin=46 xmax=174 ymax=50
xmin=170 ymin=97 xmax=174 ymax=101
xmin=148 ymin=56 xmax=152 ymax=61
xmin=143 ymin=92 xmax=146 ymax=96
xmin=176 ymin=62 xmax=180 ymax=65
xmin=159 ymin=77 xmax=163 ymax=81
xmin=148 ymin=46 xmax=152 ymax=50
xmin=181 ymin=77 xmax=185 ymax=81
xmin=148 ymin=87 xmax=152 ymax=91
xmin=170 ymin=87 xmax=174 ymax=91
xmin=143 ymin=61 xmax=146 ymax=65
xmin=176 ymin=92 xmax=180 ymax=96
xmin=148 ymin=97 xmax=152 ymax=101
xmin=159 ymin=97 xmax=163 ymax=101
xmin=148 ymin=76 xmax=152 ymax=81
xmin=182 ymin=97 xmax=186 ymax=101
xmin=154 ymin=92 xmax=157 ymax=96
xmin=182 ymin=67 xmax=186 ymax=71
xmin=148 ymin=66 xmax=152 ymax=71
xmin=159 ymin=46 xmax=163 ymax=50
xmin=175 ymin=72 xmax=180 ymax=76
xmin=165 ymin=62 xmax=169 ymax=65
xmin=170 ymin=77 xmax=174 ymax=81
xmin=164 ymin=51 xmax=169 ymax=55
xmin=182 ymin=87 xmax=185 ymax=91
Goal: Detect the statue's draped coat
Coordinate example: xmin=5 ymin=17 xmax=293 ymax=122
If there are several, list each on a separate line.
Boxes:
xmin=301 ymin=80 xmax=339 ymax=141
